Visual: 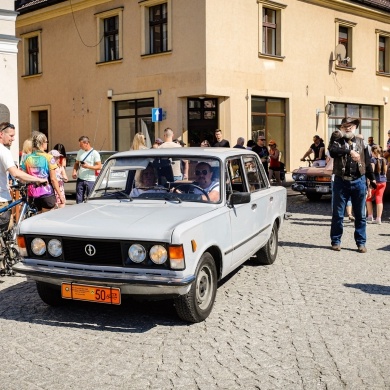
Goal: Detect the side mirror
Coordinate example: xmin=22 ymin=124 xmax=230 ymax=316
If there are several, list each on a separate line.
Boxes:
xmin=228 ymin=192 xmax=251 ymax=207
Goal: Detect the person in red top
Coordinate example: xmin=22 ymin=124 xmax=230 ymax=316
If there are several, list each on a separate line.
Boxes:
xmin=268 ymin=140 xmax=282 ymax=185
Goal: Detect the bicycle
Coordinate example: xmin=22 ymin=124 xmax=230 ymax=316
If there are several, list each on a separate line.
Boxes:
xmin=0 ymin=183 xmax=38 ymax=276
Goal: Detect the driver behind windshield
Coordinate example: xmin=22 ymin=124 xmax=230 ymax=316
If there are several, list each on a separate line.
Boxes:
xmin=192 ymin=162 xmax=220 ymax=202
xmin=130 ymin=165 xmax=165 ymax=197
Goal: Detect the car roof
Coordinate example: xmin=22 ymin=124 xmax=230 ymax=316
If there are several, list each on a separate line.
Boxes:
xmin=67 ymin=150 xmax=116 ymax=154
xmin=111 ymin=147 xmax=257 ymax=160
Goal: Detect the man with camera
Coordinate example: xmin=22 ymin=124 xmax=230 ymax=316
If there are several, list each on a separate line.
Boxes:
xmin=72 ymin=136 xmax=101 ymax=203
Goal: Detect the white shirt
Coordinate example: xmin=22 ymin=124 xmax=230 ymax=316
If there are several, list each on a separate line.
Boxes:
xmin=158 ymin=142 xmax=182 ymax=176
xmin=0 ymin=143 xmax=16 ymax=202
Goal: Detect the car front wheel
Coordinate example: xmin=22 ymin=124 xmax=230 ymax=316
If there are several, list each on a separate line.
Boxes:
xmin=36 ymin=282 xmax=64 ymax=306
xmin=256 ymin=221 xmax=278 ymax=265
xmin=174 ymin=252 xmax=217 ymax=323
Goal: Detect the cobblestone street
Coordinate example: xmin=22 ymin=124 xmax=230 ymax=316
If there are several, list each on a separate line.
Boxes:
xmin=1 ymin=193 xmax=389 ymax=390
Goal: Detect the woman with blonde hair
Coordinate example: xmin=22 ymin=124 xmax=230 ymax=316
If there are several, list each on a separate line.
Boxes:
xmin=366 ymin=145 xmax=387 ymax=224
xmin=20 ymin=132 xmax=65 ymax=212
xmin=130 ymin=132 xmax=148 ymax=151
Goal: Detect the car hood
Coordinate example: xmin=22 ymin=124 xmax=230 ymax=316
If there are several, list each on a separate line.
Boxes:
xmin=293 ymin=166 xmax=332 ymax=175
xmin=19 ymin=201 xmax=217 ymax=241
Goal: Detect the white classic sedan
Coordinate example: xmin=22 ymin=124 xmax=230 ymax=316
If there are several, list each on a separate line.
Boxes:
xmin=14 ymin=148 xmax=287 ymax=323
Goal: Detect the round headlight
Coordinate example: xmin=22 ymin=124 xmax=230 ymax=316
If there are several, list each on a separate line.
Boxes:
xmin=48 ymin=239 xmax=62 ymax=257
xmin=31 ymin=238 xmax=46 ymax=256
xmin=149 ymin=245 xmax=168 ymax=265
xmin=292 ymin=174 xmax=297 ymax=180
xmin=298 ymin=174 xmax=306 ymax=181
xmin=128 ymin=244 xmax=146 ymax=263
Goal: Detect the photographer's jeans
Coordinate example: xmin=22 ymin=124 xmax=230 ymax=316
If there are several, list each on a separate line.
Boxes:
xmin=331 ymin=175 xmax=367 ymax=247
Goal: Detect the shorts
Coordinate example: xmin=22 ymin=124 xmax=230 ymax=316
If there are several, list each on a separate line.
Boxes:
xmin=31 ymin=194 xmax=57 ymax=211
xmin=366 ymin=181 xmax=386 ymax=204
xmin=0 ymin=201 xmax=11 ymax=232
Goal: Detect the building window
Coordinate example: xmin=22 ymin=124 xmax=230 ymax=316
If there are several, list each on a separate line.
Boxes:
xmin=263 ymin=8 xmax=276 ymax=55
xmin=140 ymin=0 xmax=172 ymax=56
xmin=96 ymin=8 xmax=123 ymax=64
xmin=149 ymin=3 xmax=167 ymax=54
xmin=115 ymin=98 xmax=155 ymax=152
xmin=22 ymin=30 xmax=42 ymax=76
xmin=30 ymin=108 xmax=49 ymax=142
xmin=251 ymin=96 xmax=286 ymax=161
xmin=335 ymin=19 xmax=356 ymax=69
xmin=104 ymin=16 xmax=119 ymax=61
xmin=258 ymin=0 xmax=286 ymax=59
xmin=328 ymin=103 xmax=380 ymax=143
xmin=376 ymin=30 xmax=390 ymax=75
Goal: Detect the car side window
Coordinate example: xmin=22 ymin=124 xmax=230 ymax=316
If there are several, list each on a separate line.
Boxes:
xmin=243 ymin=156 xmax=265 ymax=192
xmin=226 ymin=158 xmax=247 ymax=193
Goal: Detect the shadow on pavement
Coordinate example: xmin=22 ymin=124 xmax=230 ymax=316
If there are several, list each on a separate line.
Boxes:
xmin=344 ymin=283 xmax=390 ymax=295
xmin=0 ymin=280 xmax=187 ymax=332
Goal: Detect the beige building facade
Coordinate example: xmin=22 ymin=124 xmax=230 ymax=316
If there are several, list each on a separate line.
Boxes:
xmin=15 ymin=0 xmax=390 ymax=171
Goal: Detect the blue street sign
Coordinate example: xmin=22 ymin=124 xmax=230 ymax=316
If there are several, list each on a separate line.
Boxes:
xmin=152 ymin=108 xmax=163 ymax=122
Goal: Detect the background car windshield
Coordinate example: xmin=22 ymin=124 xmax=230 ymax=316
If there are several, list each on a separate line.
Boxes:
xmin=89 ymin=156 xmax=221 ymax=203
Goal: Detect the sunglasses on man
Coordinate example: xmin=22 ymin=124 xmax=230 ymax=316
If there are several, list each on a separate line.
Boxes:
xmin=195 ymin=169 xmax=209 ymax=176
xmin=0 ymin=123 xmax=15 ymax=132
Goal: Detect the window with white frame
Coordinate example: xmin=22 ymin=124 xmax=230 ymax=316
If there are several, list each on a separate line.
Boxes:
xmin=22 ymin=30 xmax=42 ymax=76
xmin=140 ymin=0 xmax=172 ymax=56
xmin=376 ymin=29 xmax=390 ymax=74
xmin=96 ymin=8 xmax=123 ymax=64
xmin=335 ymin=19 xmax=356 ymax=69
xmin=258 ymin=0 xmax=286 ymax=59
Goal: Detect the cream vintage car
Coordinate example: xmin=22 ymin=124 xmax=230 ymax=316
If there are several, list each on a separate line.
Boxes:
xmin=14 ymin=148 xmax=287 ymax=323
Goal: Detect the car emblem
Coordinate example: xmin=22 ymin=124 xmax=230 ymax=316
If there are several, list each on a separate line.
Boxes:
xmin=85 ymin=244 xmax=96 ymax=256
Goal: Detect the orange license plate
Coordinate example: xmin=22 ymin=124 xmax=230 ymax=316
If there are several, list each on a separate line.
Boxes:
xmin=61 ymin=283 xmax=121 ymax=305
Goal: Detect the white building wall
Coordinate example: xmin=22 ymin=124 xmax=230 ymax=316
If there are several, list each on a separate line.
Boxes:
xmin=0 ymin=0 xmax=19 ymax=161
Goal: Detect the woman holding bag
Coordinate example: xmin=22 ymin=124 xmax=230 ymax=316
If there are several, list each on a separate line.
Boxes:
xmin=21 ymin=132 xmax=65 ymax=212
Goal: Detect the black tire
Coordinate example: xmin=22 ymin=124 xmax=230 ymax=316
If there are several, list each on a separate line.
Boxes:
xmin=256 ymin=221 xmax=278 ymax=265
xmin=36 ymin=282 xmax=64 ymax=306
xmin=306 ymin=192 xmax=322 ymax=201
xmin=174 ymin=252 xmax=217 ymax=323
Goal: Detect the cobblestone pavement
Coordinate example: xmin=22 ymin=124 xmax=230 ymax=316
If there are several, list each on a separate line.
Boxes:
xmin=1 ymin=193 xmax=390 ymax=390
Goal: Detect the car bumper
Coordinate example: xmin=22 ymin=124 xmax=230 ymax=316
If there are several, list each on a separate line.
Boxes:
xmin=13 ymin=259 xmax=194 ymax=296
xmin=291 ymin=183 xmax=331 ymax=194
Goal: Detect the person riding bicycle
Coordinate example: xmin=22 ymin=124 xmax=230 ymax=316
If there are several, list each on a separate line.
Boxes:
xmin=0 ymin=122 xmax=46 ymax=233
xmin=301 ymin=135 xmax=326 ymax=167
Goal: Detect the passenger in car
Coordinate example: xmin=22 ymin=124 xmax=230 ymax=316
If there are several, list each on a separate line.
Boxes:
xmin=192 ymin=162 xmax=220 ymax=202
xmin=130 ymin=165 xmax=166 ymax=197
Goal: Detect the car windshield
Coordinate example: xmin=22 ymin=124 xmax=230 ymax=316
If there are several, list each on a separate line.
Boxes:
xmin=89 ymin=156 xmax=221 ymax=203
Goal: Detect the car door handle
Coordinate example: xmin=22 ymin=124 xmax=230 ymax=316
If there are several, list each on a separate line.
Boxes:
xmin=251 ymin=204 xmax=257 ymax=210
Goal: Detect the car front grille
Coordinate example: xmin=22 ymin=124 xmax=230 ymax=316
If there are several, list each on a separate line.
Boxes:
xmin=62 ymin=238 xmax=123 ymax=266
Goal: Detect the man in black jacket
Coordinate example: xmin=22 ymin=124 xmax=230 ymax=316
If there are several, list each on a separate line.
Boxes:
xmin=328 ymin=117 xmax=376 ymax=253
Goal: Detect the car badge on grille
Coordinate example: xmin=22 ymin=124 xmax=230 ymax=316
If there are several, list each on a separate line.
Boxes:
xmin=85 ymin=244 xmax=96 ymax=256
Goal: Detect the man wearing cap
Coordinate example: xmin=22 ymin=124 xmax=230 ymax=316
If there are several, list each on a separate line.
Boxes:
xmin=252 ymin=136 xmax=269 ymax=176
xmin=328 ymin=117 xmax=376 ymax=253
